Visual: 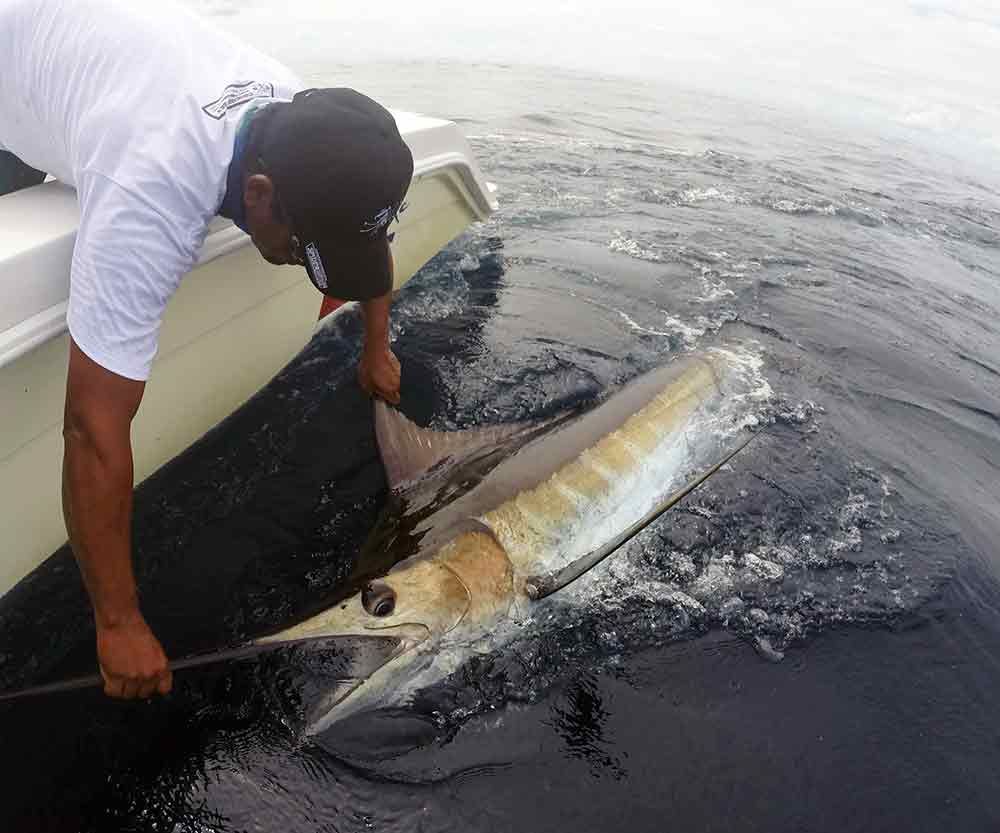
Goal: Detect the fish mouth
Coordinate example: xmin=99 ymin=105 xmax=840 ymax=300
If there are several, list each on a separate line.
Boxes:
xmin=260 ymin=625 xmax=431 ymax=732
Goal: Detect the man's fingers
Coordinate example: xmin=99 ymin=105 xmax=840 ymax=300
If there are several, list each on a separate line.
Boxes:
xmin=137 ymin=676 xmax=160 ymax=700
xmin=137 ymin=665 xmax=172 ymax=698
xmin=104 ymin=671 xmax=170 ymax=700
xmin=384 ymin=374 xmax=401 ymax=404
xmin=96 ymin=614 xmax=172 ymax=700
xmin=157 ymin=670 xmax=173 ymax=696
xmin=358 ymin=348 xmax=401 ymax=404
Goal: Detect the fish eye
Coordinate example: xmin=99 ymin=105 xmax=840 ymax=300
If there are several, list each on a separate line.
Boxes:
xmin=362 ymin=580 xmax=396 ymax=617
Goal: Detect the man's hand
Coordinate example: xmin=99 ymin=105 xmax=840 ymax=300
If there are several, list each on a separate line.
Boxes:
xmin=97 ymin=611 xmax=172 ymax=699
xmin=358 ymin=280 xmax=401 ymax=404
xmin=358 ymin=344 xmax=401 ymax=404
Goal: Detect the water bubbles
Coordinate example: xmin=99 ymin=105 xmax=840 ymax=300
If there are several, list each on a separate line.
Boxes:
xmin=741 ymin=553 xmax=785 ymax=583
xmin=838 ymin=491 xmax=876 ymax=530
xmin=607 ymin=233 xmax=662 ymax=262
xmin=695 ymin=268 xmax=736 ymax=303
xmin=664 ymin=590 xmax=707 ymax=618
xmin=680 ymin=186 xmax=748 ymax=206
xmin=762 ymin=197 xmax=838 ymax=216
xmin=774 ymin=399 xmax=822 ymax=426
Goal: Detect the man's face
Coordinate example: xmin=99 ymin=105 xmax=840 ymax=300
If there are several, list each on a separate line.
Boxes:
xmin=243 ymin=174 xmax=299 ymax=266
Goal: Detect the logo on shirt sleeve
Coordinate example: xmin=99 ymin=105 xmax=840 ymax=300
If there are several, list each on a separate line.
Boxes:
xmin=202 ymin=81 xmax=275 ymax=120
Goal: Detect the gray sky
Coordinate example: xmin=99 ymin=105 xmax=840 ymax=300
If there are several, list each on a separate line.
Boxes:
xmin=184 ymin=0 xmax=1000 ymax=164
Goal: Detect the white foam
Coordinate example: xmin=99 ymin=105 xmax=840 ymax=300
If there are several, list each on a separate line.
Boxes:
xmin=680 ymin=186 xmax=748 ymax=205
xmin=662 ymin=315 xmax=708 ymax=347
xmin=765 ymin=198 xmax=837 ymax=216
xmin=615 ymin=309 xmax=741 ymax=350
xmin=707 ymin=345 xmax=774 ymax=428
xmin=616 ymin=310 xmax=675 ymax=337
xmin=391 ymin=271 xmax=470 ymax=339
xmin=608 ymin=233 xmax=662 ymax=262
xmin=459 ymin=254 xmax=481 ymax=273
xmin=695 ymin=267 xmax=736 ymax=302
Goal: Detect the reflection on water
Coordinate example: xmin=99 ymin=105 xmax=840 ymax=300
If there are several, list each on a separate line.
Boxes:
xmin=546 ymin=674 xmax=627 ymax=780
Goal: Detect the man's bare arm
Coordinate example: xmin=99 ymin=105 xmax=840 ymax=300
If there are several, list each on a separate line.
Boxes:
xmin=357 ymin=252 xmax=401 ymax=404
xmin=63 ymin=338 xmax=171 ymax=699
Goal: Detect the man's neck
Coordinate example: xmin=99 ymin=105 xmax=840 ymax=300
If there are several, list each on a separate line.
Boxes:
xmin=218 ymin=103 xmax=270 ymax=232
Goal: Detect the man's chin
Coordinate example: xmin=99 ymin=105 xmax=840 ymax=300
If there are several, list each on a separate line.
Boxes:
xmin=260 ymin=250 xmax=288 ymax=266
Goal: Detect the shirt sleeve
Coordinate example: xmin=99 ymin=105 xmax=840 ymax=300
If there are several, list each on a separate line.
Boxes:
xmin=67 ymin=172 xmax=199 ymax=381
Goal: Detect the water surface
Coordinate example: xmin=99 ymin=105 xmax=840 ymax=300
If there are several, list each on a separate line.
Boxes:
xmin=1 ymin=62 xmax=998 ymax=832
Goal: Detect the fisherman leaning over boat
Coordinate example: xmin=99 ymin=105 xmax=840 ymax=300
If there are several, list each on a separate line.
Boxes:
xmin=0 ymin=0 xmax=413 ymax=700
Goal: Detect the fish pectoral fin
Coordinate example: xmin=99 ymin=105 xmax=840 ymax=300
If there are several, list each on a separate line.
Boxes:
xmin=523 ymin=429 xmax=763 ymax=600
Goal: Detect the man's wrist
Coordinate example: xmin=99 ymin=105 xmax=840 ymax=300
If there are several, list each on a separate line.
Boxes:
xmin=362 ymin=338 xmax=390 ymax=356
xmin=94 ymin=600 xmax=143 ymax=629
xmin=360 ymin=291 xmax=392 ymax=347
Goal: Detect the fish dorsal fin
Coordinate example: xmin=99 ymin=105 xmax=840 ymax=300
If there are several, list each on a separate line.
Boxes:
xmin=374 ymin=401 xmax=541 ymax=492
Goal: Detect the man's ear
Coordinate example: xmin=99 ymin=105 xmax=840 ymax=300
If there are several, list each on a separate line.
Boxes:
xmin=243 ymin=173 xmax=275 ymax=212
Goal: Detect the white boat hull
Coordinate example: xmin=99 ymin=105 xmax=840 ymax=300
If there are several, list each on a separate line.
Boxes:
xmin=0 ymin=113 xmax=496 ymax=598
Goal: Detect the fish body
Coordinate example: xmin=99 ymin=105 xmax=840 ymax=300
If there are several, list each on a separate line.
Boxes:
xmin=259 ymin=352 xmax=744 ymax=733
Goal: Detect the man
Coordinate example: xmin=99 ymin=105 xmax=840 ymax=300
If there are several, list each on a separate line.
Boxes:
xmin=0 ymin=0 xmax=413 ymax=700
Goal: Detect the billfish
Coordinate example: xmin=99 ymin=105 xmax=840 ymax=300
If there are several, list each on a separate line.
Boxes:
xmin=256 ymin=350 xmax=754 ymax=735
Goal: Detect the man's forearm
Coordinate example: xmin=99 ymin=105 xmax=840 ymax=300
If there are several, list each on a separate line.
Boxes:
xmin=360 ymin=249 xmax=394 ymax=351
xmin=62 ymin=426 xmax=139 ymax=626
xmin=356 ymin=251 xmax=399 ymax=402
xmin=360 ymin=290 xmax=392 ymax=353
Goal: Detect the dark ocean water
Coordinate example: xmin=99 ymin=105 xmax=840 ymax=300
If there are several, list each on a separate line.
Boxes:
xmin=1 ymin=63 xmax=999 ymax=832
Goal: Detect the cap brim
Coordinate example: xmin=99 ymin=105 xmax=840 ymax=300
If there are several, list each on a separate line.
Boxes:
xmin=304 ymin=234 xmax=393 ymax=301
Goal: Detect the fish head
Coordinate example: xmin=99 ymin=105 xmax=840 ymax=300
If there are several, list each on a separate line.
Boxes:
xmin=258 ymin=529 xmax=515 ymax=732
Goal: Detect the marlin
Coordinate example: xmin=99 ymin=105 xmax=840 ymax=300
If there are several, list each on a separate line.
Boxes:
xmin=0 ymin=352 xmax=756 ymax=725
xmin=256 ymin=350 xmax=756 ymax=734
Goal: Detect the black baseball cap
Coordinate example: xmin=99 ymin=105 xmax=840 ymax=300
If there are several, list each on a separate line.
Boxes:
xmin=250 ymin=88 xmax=414 ymax=300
